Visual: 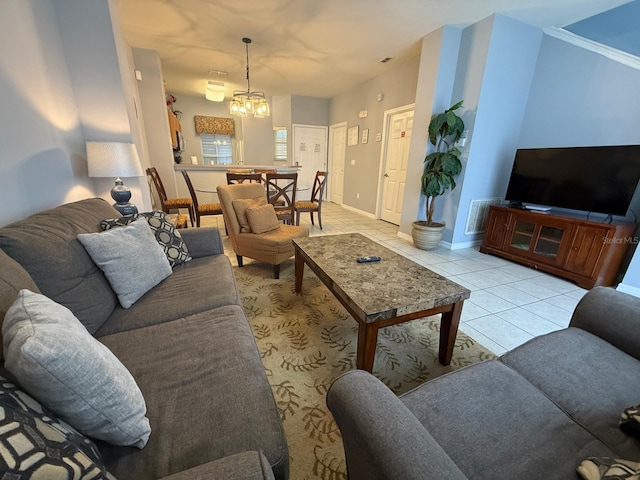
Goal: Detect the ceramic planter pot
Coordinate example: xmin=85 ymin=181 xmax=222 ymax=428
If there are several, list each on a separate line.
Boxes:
xmin=411 ymin=221 xmax=445 ymax=250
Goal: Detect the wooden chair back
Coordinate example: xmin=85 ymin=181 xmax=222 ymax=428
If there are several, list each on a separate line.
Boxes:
xmin=181 ymin=170 xmax=200 ymax=211
xmin=227 ymin=173 xmax=264 ymax=185
xmin=310 ymin=171 xmax=328 ymax=203
xmin=146 ymin=167 xmax=169 ymax=207
xmin=266 ymin=173 xmax=297 ymax=224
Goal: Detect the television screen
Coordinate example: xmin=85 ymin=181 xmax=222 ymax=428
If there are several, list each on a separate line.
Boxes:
xmin=505 ymin=145 xmax=640 ymax=216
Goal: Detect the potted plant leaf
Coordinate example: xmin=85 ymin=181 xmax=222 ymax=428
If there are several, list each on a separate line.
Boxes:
xmin=412 ymin=100 xmax=465 ymax=250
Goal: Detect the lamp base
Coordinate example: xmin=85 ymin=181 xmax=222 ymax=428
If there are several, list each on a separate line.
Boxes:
xmin=113 ymin=202 xmax=138 ymax=215
xmin=111 ymin=177 xmax=138 ymax=216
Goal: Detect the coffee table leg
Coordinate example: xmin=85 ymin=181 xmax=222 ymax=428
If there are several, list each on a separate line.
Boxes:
xmin=439 ymin=301 xmax=464 ymax=365
xmin=356 ymin=321 xmax=379 ymax=373
xmin=294 ymin=249 xmax=304 ymax=294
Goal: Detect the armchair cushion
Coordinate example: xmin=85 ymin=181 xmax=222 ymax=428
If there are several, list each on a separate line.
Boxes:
xmin=233 ymin=197 xmax=267 ymax=232
xmin=78 ymin=218 xmax=172 ymax=309
xmin=246 ymin=204 xmax=281 ymax=234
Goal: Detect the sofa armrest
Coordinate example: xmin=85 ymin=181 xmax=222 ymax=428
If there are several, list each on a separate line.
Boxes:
xmin=179 ymin=227 xmax=224 ymax=258
xmin=158 ymin=451 xmax=275 ymax=480
xmin=326 ymin=370 xmax=468 ymax=480
xmin=570 ymin=286 xmax=640 ymax=361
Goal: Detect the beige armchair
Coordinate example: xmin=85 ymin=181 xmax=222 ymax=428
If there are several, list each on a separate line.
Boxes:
xmin=217 ymin=183 xmax=309 ymax=279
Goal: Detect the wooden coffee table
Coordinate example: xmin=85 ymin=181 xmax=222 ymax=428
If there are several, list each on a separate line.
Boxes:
xmin=293 ymin=233 xmax=470 ymax=373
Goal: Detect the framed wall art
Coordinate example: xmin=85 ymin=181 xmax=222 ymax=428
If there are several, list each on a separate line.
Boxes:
xmin=347 ymin=125 xmax=359 ymax=146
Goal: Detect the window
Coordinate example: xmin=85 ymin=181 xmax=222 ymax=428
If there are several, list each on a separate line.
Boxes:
xmin=274 ymin=127 xmax=287 ymax=161
xmin=201 ymin=134 xmax=233 ymax=165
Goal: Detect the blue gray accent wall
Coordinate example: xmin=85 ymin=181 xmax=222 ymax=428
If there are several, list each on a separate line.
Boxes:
xmin=564 ymin=0 xmax=640 ymax=57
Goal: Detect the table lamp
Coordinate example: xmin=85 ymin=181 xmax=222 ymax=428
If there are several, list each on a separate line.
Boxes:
xmin=86 ymin=142 xmax=144 ymax=215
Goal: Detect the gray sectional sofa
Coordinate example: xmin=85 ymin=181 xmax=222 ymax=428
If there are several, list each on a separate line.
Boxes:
xmin=327 ymin=287 xmax=640 ymax=480
xmin=0 ymin=198 xmax=288 ymax=479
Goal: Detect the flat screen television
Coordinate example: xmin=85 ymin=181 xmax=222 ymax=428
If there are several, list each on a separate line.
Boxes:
xmin=504 ymin=145 xmax=640 ymax=216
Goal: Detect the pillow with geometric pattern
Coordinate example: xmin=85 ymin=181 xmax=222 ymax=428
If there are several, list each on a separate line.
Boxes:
xmin=577 ymin=457 xmax=640 ymax=480
xmin=620 ymin=403 xmax=640 ymax=437
xmin=100 ymin=210 xmax=191 ymax=267
xmin=0 ymin=376 xmax=116 ymax=479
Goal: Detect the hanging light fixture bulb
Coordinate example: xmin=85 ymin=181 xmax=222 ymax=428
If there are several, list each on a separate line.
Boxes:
xmin=229 ymin=37 xmax=270 ymax=118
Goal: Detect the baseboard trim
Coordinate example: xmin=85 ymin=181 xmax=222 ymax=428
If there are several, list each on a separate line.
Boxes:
xmin=616 ymin=283 xmax=640 ymax=298
xmin=397 ymin=231 xmax=412 ymax=243
xmin=442 ymin=239 xmax=483 ymax=250
xmin=340 ymin=204 xmax=376 ymax=219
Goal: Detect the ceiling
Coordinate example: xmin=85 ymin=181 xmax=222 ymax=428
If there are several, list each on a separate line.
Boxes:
xmin=117 ymin=0 xmax=631 ymax=100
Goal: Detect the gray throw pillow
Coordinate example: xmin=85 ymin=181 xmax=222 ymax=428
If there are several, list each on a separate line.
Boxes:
xmin=0 ymin=375 xmax=116 ymax=479
xmin=78 ymin=218 xmax=172 ymax=308
xmin=100 ymin=211 xmax=192 ymax=267
xmin=3 ymin=289 xmax=151 ymax=449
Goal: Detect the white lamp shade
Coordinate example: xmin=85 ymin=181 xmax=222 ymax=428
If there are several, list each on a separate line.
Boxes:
xmin=205 ymin=81 xmax=226 ymax=102
xmin=86 ymin=142 xmax=144 ymax=178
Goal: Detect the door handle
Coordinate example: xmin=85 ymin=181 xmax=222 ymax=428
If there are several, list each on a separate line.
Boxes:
xmin=384 ymin=173 xmax=389 ymax=177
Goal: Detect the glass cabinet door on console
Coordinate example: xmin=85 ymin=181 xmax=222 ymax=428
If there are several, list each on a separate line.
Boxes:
xmin=504 ymin=216 xmax=574 ymax=267
xmin=508 ymin=220 xmax=535 ymax=252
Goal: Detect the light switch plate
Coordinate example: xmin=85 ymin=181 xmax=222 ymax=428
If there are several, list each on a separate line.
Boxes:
xmin=375 ymin=133 xmax=382 ymax=142
xmin=350 ymin=159 xmax=356 ymax=166
xmin=359 ymin=110 xmax=368 ymax=118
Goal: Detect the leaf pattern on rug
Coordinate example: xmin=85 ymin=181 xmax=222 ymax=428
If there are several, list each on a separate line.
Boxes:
xmin=234 ymin=262 xmax=496 ymax=480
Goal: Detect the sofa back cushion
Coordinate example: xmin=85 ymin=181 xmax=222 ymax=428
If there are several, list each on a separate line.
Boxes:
xmin=0 ymin=249 xmax=40 ymax=359
xmin=0 ymin=198 xmax=120 ymax=334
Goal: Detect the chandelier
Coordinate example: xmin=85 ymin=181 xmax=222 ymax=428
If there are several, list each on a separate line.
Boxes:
xmin=229 ymin=37 xmax=270 ymax=118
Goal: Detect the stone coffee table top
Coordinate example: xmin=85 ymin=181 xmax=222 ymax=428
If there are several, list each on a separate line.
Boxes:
xmin=292 ymin=233 xmax=470 ymax=323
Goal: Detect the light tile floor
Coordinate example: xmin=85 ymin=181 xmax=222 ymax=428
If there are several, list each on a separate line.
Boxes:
xmin=201 ymin=202 xmax=588 ymax=355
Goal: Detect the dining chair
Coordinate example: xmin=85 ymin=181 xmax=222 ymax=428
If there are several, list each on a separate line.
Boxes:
xmin=146 ymin=167 xmax=194 ymax=226
xmin=265 ymin=173 xmax=297 ymax=225
xmin=295 ymin=171 xmax=328 ymax=229
xmin=226 ymin=173 xmax=264 ymax=185
xmin=181 ymin=170 xmax=223 ymax=227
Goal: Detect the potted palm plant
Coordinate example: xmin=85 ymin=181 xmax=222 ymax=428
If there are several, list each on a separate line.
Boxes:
xmin=412 ymin=100 xmax=465 ymax=250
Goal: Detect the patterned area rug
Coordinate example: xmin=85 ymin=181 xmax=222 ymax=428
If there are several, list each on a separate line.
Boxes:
xmin=234 ymin=262 xmax=496 ymax=480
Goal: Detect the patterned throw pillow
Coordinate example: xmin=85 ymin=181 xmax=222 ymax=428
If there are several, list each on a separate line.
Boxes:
xmin=0 ymin=376 xmax=116 ymax=479
xmin=100 ymin=211 xmax=191 ymax=267
xmin=620 ymin=403 xmax=640 ymax=437
xmin=577 ymin=457 xmax=640 ymax=480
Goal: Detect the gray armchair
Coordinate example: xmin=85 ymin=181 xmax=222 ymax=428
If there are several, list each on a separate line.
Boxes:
xmin=327 ymin=287 xmax=640 ymax=480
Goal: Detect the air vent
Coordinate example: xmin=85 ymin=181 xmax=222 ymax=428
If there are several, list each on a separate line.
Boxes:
xmin=465 ymin=198 xmax=502 ymax=235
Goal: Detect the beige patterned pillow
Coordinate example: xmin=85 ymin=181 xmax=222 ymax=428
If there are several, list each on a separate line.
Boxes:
xmin=577 ymin=457 xmax=640 ymax=480
xmin=232 ymin=196 xmax=267 ymax=232
xmin=246 ymin=204 xmax=281 ymax=234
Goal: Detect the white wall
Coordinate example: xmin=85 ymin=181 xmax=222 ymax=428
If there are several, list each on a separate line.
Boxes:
xmin=399 ymin=26 xmax=462 ymax=236
xmin=330 ymin=56 xmax=420 ymax=214
xmin=0 ymin=0 xmax=155 ymax=228
xmin=54 ymin=0 xmax=150 ymax=212
xmin=133 ymin=48 xmax=177 ymax=201
xmin=0 ymin=0 xmax=93 ymax=226
xmin=449 ymin=15 xmax=543 ymax=246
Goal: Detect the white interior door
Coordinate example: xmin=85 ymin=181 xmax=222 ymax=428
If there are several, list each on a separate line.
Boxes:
xmin=292 ymin=124 xmax=328 ymax=201
xmin=329 ymin=122 xmax=346 ymax=205
xmin=381 ymin=110 xmax=413 ymax=224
